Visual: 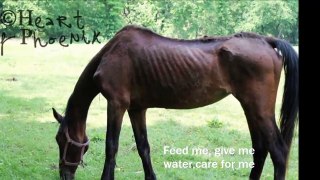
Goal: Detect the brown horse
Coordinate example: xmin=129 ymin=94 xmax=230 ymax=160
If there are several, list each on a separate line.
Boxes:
xmin=53 ymin=25 xmax=298 ymax=180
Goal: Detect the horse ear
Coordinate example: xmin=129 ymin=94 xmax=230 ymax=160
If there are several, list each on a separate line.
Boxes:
xmin=52 ymin=108 xmax=63 ymax=123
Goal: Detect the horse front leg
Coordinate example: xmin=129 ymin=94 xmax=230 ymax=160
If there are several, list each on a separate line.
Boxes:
xmin=101 ymin=100 xmax=127 ymax=180
xmin=128 ymin=108 xmax=156 ymax=180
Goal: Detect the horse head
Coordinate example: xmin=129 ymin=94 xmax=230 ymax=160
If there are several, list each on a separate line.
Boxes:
xmin=53 ymin=108 xmax=89 ymax=180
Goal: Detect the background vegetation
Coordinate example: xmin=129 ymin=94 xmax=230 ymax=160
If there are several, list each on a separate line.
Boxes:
xmin=1 ymin=0 xmax=298 ymax=44
xmin=0 ymin=0 xmax=298 ymax=179
xmin=0 ymin=42 xmax=298 ymax=179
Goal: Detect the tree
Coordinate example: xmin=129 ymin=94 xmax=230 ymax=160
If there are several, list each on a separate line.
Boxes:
xmin=0 ymin=0 xmax=298 ymax=44
xmin=103 ymin=0 xmax=125 ymax=38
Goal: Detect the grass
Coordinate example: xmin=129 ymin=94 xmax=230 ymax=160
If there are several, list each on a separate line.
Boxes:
xmin=0 ymin=40 xmax=298 ymax=180
xmin=207 ymin=117 xmax=223 ymax=128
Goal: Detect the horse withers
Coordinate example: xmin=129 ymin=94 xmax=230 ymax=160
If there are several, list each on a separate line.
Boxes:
xmin=53 ymin=25 xmax=298 ymax=180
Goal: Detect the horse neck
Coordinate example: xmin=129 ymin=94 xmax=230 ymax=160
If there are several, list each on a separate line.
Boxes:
xmin=64 ymin=56 xmax=101 ymax=138
xmin=64 ymin=91 xmax=96 ymax=135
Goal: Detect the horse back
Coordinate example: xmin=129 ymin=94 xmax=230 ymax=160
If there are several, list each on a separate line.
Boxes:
xmin=94 ymin=26 xmax=281 ymax=109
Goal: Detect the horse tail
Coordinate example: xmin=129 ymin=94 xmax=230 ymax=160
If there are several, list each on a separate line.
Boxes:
xmin=266 ymin=37 xmax=299 ymax=150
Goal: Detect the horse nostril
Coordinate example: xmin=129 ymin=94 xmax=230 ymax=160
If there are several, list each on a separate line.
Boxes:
xmin=60 ymin=170 xmax=75 ymax=180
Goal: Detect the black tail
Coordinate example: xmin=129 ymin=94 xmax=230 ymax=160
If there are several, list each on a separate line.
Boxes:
xmin=268 ymin=38 xmax=299 ymax=150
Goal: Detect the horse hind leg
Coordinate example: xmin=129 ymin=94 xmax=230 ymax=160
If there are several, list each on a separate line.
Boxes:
xmin=246 ymin=122 xmax=268 ymax=180
xmin=245 ymin=111 xmax=287 ymax=180
xmin=235 ymin=85 xmax=288 ymax=180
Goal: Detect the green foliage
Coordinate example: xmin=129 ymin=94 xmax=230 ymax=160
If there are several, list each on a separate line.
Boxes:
xmin=208 ymin=117 xmax=223 ymax=128
xmin=237 ymin=1 xmax=298 ymax=44
xmin=103 ymin=0 xmax=125 ymax=38
xmin=0 ymin=0 xmax=298 ymax=43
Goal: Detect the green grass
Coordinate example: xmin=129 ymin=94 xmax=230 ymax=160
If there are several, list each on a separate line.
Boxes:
xmin=0 ymin=40 xmax=298 ymax=180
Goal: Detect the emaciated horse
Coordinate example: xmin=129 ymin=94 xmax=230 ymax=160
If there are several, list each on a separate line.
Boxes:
xmin=53 ymin=25 xmax=298 ymax=180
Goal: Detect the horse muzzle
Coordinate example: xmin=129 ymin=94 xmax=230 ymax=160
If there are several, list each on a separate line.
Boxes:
xmin=60 ymin=170 xmax=75 ymax=180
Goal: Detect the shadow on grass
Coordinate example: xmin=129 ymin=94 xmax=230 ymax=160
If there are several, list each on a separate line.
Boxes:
xmin=85 ymin=117 xmax=298 ymax=180
xmin=0 ymin=90 xmax=297 ymax=180
xmin=0 ymin=89 xmax=49 ymax=117
xmin=84 ymin=119 xmax=263 ymax=180
xmin=0 ymin=90 xmax=60 ymax=179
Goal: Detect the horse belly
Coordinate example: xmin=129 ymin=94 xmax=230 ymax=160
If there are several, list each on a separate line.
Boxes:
xmin=151 ymin=86 xmax=230 ymax=109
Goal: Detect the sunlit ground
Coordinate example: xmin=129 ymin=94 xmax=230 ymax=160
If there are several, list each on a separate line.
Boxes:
xmin=0 ymin=39 xmax=298 ymax=179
